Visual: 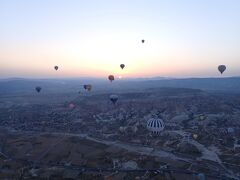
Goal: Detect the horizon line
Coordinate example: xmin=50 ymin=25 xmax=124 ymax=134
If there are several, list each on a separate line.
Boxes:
xmin=0 ymin=76 xmax=239 ymax=81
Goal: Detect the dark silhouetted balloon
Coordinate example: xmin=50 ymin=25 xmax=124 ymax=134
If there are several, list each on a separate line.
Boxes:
xmin=54 ymin=66 xmax=58 ymax=71
xmin=83 ymin=84 xmax=92 ymax=91
xmin=110 ymin=94 xmax=118 ymax=104
xmin=142 ymin=39 xmax=145 ymax=43
xmin=218 ymin=65 xmax=226 ymax=74
xmin=108 ymin=75 xmax=114 ymax=82
xmin=120 ymin=64 xmax=125 ymax=69
xmin=35 ymin=86 xmax=41 ymax=93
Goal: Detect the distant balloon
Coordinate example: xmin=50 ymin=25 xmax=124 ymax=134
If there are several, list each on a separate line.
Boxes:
xmin=119 ymin=126 xmax=125 ymax=133
xmin=120 ymin=64 xmax=125 ymax=69
xmin=198 ymin=114 xmax=206 ymax=121
xmin=193 ymin=134 xmax=198 ymax=140
xmin=83 ymin=84 xmax=92 ymax=91
xmin=69 ymin=103 xmax=75 ymax=108
xmin=108 ymin=75 xmax=114 ymax=82
xmin=147 ymin=118 xmax=165 ymax=135
xmin=54 ymin=66 xmax=59 ymax=71
xmin=218 ymin=65 xmax=226 ymax=74
xmin=35 ymin=86 xmax=41 ymax=93
xmin=141 ymin=39 xmax=145 ymax=43
xmin=109 ymin=94 xmax=118 ymax=104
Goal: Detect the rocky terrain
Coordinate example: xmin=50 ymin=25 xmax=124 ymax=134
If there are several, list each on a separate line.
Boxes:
xmin=0 ymin=86 xmax=240 ymax=179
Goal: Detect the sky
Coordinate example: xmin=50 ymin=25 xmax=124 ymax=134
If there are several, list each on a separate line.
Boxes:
xmin=0 ymin=0 xmax=240 ymax=78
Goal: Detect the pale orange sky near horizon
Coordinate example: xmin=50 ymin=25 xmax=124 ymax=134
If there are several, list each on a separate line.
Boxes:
xmin=1 ymin=0 xmax=240 ymax=78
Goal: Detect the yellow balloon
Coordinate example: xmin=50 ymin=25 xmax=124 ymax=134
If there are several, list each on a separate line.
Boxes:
xmin=193 ymin=134 xmax=198 ymax=139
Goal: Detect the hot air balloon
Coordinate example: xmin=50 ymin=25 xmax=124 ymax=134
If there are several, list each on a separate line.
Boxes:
xmin=119 ymin=126 xmax=125 ymax=133
xmin=198 ymin=114 xmax=206 ymax=121
xmin=54 ymin=66 xmax=58 ymax=71
xmin=193 ymin=134 xmax=198 ymax=140
xmin=120 ymin=64 xmax=125 ymax=69
xmin=218 ymin=65 xmax=226 ymax=74
xmin=83 ymin=85 xmax=87 ymax=91
xmin=108 ymin=75 xmax=114 ymax=82
xmin=68 ymin=103 xmax=75 ymax=109
xmin=83 ymin=84 xmax=92 ymax=91
xmin=141 ymin=39 xmax=145 ymax=43
xmin=35 ymin=86 xmax=41 ymax=93
xmin=87 ymin=85 xmax=92 ymax=91
xmin=110 ymin=94 xmax=118 ymax=104
xmin=147 ymin=118 xmax=165 ymax=135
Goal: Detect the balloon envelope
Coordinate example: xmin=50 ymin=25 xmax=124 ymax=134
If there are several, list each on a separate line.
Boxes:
xmin=69 ymin=103 xmax=75 ymax=108
xmin=193 ymin=134 xmax=198 ymax=139
xmin=83 ymin=84 xmax=92 ymax=91
xmin=218 ymin=65 xmax=226 ymax=74
xmin=54 ymin=66 xmax=58 ymax=71
xmin=35 ymin=86 xmax=41 ymax=93
xmin=108 ymin=75 xmax=114 ymax=82
xmin=141 ymin=39 xmax=145 ymax=43
xmin=147 ymin=118 xmax=164 ymax=135
xmin=120 ymin=64 xmax=125 ymax=69
xmin=199 ymin=115 xmax=206 ymax=121
xmin=110 ymin=94 xmax=118 ymax=104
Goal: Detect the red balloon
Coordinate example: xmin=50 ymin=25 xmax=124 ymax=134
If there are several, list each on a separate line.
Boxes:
xmin=108 ymin=75 xmax=114 ymax=82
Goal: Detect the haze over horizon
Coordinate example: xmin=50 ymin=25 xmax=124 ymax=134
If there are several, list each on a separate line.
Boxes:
xmin=1 ymin=0 xmax=240 ymax=78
